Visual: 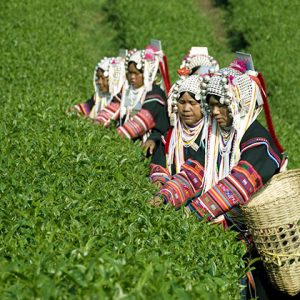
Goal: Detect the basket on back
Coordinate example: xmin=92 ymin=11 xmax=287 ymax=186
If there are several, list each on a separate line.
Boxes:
xmin=241 ymin=169 xmax=300 ymax=297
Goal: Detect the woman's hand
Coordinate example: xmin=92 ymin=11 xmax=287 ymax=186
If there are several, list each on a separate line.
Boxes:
xmin=66 ymin=106 xmax=81 ymax=117
xmin=148 ymin=195 xmax=163 ymax=207
xmin=142 ymin=139 xmax=156 ymax=155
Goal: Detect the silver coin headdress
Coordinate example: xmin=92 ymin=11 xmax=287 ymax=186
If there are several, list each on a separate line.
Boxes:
xmin=125 ymin=46 xmax=164 ymax=92
xmin=178 ymin=47 xmax=219 ymax=78
xmin=168 ymin=75 xmax=204 ymax=126
xmin=203 ymin=64 xmax=263 ymax=129
xmin=93 ymin=56 xmax=126 ymax=97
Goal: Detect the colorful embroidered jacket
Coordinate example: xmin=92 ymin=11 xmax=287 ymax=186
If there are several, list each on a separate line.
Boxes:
xmin=150 ymin=129 xmax=205 ymax=185
xmin=94 ymin=97 xmax=121 ymax=127
xmin=74 ymin=95 xmax=95 ymax=117
xmin=158 ymin=120 xmax=282 ymax=221
xmin=117 ymin=85 xmax=169 ymax=140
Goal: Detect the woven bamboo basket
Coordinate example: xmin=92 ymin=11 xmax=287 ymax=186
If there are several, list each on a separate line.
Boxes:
xmin=241 ymin=169 xmax=300 ymax=296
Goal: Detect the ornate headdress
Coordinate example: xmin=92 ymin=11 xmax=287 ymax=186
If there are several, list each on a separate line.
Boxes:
xmin=178 ymin=47 xmax=219 ymax=78
xmin=168 ymin=75 xmax=204 ymax=126
xmin=93 ymin=56 xmax=126 ymax=97
xmin=90 ymin=56 xmax=126 ymax=118
xmin=203 ymin=65 xmax=263 ymax=129
xmin=125 ymin=46 xmax=165 ymax=92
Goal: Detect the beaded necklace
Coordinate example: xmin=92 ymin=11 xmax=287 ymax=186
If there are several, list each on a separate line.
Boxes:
xmin=120 ymin=84 xmax=146 ymax=122
xmin=167 ymin=118 xmax=205 ymax=174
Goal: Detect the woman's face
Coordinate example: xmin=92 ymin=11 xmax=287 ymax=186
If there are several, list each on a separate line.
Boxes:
xmin=96 ymin=69 xmax=109 ymax=93
xmin=208 ymin=95 xmax=232 ymax=128
xmin=127 ymin=63 xmax=144 ymax=89
xmin=177 ymin=92 xmax=202 ymax=126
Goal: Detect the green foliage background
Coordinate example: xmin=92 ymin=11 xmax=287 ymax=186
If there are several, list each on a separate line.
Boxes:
xmin=0 ymin=0 xmax=247 ymax=299
xmin=1 ymin=0 xmax=298 ymax=298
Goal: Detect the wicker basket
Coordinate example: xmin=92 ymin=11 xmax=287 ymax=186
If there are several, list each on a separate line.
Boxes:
xmin=241 ymin=169 xmax=300 ymax=296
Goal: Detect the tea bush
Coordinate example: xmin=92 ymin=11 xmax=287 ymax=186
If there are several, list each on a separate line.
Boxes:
xmin=0 ymin=0 xmax=247 ymax=299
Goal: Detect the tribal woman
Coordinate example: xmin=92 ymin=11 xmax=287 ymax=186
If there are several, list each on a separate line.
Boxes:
xmin=143 ymin=47 xmax=219 ymax=155
xmin=114 ymin=46 xmax=170 ymax=142
xmin=71 ymin=56 xmax=126 ymax=121
xmin=149 ymin=74 xmax=207 ymax=188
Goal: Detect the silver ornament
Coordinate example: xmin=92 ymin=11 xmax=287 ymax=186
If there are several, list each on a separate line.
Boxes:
xmin=222 ymin=70 xmax=229 ymax=77
xmin=221 ymin=77 xmax=227 ymax=84
xmin=204 ymin=75 xmax=210 ymax=82
xmin=208 ymin=67 xmax=215 ymax=74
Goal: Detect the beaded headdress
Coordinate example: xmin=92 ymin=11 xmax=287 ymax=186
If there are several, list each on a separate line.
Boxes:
xmin=125 ymin=45 xmax=164 ymax=92
xmin=95 ymin=57 xmax=111 ymax=77
xmin=203 ymin=65 xmax=263 ymax=127
xmin=93 ymin=56 xmax=126 ymax=97
xmin=168 ymin=75 xmax=204 ymax=126
xmin=178 ymin=47 xmax=219 ymax=78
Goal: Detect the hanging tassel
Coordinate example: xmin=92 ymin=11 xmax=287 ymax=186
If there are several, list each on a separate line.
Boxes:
xmin=170 ymin=112 xmax=176 ymax=127
xmin=163 ymin=55 xmax=171 ymax=89
xmin=164 ymin=127 xmax=173 ymax=154
xmin=251 ymin=73 xmax=284 ymax=154
xmin=159 ymin=61 xmax=170 ymax=93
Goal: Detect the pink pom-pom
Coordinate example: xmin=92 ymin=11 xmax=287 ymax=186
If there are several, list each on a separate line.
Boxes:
xmin=230 ymin=59 xmax=247 ymax=73
xmin=228 ymin=75 xmax=235 ymax=85
xmin=144 ymin=46 xmax=156 ymax=61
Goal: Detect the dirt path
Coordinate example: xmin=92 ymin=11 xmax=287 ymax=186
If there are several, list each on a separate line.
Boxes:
xmin=197 ymin=0 xmax=229 ymax=48
xmin=198 ymin=0 xmax=228 ymax=41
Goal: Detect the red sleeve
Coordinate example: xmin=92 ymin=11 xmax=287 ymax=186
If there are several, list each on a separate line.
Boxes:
xmin=149 ymin=163 xmax=171 ymax=185
xmin=158 ymin=159 xmax=205 ymax=208
xmin=95 ymin=101 xmax=120 ymax=127
xmin=117 ymin=109 xmax=155 ymax=139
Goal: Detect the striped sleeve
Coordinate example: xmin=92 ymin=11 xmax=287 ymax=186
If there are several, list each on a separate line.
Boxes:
xmin=117 ymin=109 xmax=155 ymax=139
xmin=188 ymin=160 xmax=263 ymax=221
xmin=149 ymin=163 xmax=171 ymax=185
xmin=158 ymin=159 xmax=204 ymax=208
xmin=95 ymin=101 xmax=120 ymax=127
xmin=73 ymin=96 xmax=95 ymax=117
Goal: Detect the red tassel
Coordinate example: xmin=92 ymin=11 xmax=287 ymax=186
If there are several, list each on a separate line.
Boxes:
xmin=164 ymin=127 xmax=173 ymax=154
xmin=159 ymin=61 xmax=170 ymax=93
xmin=251 ymin=73 xmax=284 ymax=153
xmin=163 ymin=55 xmax=171 ymax=88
